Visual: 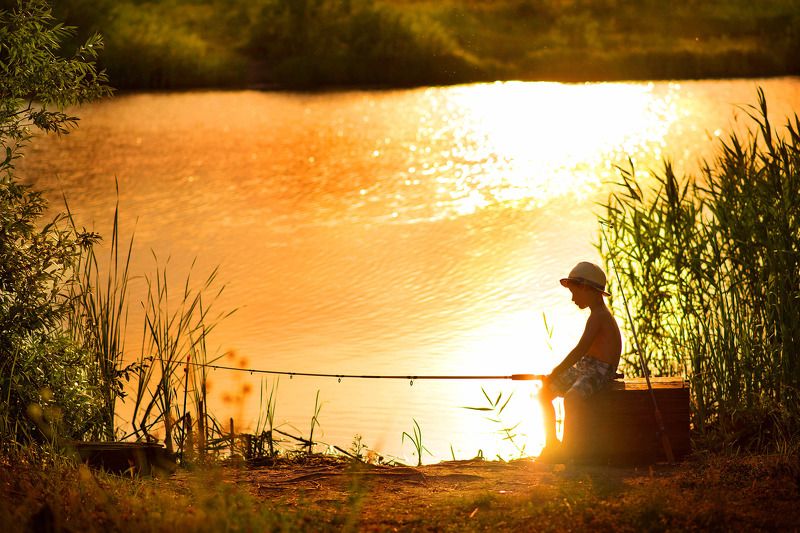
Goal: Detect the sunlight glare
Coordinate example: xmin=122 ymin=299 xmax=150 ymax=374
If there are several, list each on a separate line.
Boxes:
xmin=433 ymin=82 xmax=679 ymax=216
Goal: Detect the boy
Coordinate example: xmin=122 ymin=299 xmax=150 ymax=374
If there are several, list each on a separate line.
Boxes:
xmin=538 ymin=261 xmax=622 ymax=462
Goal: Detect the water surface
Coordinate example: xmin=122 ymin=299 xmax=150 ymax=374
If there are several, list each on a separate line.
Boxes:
xmin=20 ymin=78 xmax=800 ymax=462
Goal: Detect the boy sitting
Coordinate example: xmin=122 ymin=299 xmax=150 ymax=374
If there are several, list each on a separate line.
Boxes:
xmin=538 ymin=261 xmax=622 ymax=462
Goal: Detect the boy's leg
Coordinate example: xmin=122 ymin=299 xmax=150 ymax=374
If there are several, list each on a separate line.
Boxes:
xmin=540 ymin=365 xmax=579 ymax=452
xmin=538 ymin=383 xmax=559 ymax=448
xmin=560 ymin=359 xmax=614 ymax=451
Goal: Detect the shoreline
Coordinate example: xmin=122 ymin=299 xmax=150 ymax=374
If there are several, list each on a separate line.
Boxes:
xmin=5 ymin=451 xmax=799 ymax=530
xmin=107 ymin=73 xmax=800 ymax=96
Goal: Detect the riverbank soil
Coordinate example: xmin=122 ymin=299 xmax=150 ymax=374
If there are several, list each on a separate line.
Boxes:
xmin=207 ymin=454 xmax=800 ymax=531
xmin=4 ymin=453 xmax=799 ymax=531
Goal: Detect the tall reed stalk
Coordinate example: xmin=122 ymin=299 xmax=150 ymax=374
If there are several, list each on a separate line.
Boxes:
xmin=65 ymin=192 xmax=134 ymax=441
xmin=600 ymin=89 xmax=800 ymax=450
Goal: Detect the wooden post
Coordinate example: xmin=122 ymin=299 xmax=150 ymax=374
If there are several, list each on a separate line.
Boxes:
xmin=164 ymin=404 xmax=173 ymax=453
xmin=198 ymin=401 xmax=206 ymax=458
xmin=229 ymin=418 xmax=235 ymax=458
xmin=185 ymin=412 xmax=194 ymax=464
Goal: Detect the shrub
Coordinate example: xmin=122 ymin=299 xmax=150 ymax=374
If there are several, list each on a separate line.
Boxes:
xmin=0 ymin=0 xmax=112 ymax=445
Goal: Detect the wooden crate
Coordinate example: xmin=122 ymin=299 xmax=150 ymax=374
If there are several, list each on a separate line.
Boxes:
xmin=562 ymin=377 xmax=690 ymax=464
xmin=72 ymin=442 xmax=177 ymax=476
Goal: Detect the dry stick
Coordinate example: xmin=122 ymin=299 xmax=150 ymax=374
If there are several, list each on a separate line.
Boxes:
xmin=229 ymin=418 xmax=235 ymax=458
xmin=198 ymin=400 xmax=206 ymax=458
xmin=185 ymin=412 xmax=194 ymax=462
xmin=180 ymin=354 xmax=190 ymax=462
xmin=601 ymin=226 xmax=676 ymax=464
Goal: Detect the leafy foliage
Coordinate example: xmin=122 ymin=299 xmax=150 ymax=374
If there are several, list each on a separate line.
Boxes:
xmin=1 ymin=0 xmax=110 ymax=149
xmin=0 ymin=0 xmax=112 ymax=445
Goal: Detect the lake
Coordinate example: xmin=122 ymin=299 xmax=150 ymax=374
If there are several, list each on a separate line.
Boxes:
xmin=18 ymin=78 xmax=800 ymax=463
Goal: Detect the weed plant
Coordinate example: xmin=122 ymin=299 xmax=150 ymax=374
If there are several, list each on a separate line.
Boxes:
xmin=463 ymin=387 xmax=527 ymax=460
xmin=131 ymin=259 xmax=233 ymax=454
xmin=601 ymin=89 xmax=800 ymax=451
xmin=401 ymin=418 xmax=431 ymax=466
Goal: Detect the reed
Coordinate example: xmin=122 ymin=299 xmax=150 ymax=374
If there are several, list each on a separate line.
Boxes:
xmin=600 ymin=89 xmax=800 ymax=451
xmin=307 ymin=390 xmax=323 ymax=455
xmin=252 ymin=377 xmax=280 ymax=459
xmin=401 ymin=418 xmax=431 ymax=467
xmin=463 ymin=387 xmax=526 ymax=460
xmin=64 ymin=191 xmax=135 ymax=442
xmin=130 ymin=258 xmax=233 ymax=454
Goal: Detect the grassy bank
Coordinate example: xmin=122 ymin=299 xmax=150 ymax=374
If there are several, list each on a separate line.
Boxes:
xmin=16 ymin=0 xmax=800 ymax=89
xmin=3 ymin=451 xmax=799 ymax=531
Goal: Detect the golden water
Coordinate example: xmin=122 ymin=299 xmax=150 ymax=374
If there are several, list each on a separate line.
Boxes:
xmin=19 ymin=78 xmax=800 ymax=463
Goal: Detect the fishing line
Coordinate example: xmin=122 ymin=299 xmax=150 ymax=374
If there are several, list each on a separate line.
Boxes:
xmin=181 ymin=360 xmax=543 ymax=383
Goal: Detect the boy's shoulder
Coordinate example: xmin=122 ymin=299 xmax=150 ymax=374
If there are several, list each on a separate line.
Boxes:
xmin=588 ymin=304 xmax=619 ymax=327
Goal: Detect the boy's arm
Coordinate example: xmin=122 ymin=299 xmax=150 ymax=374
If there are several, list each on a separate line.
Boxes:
xmin=549 ymin=313 xmax=600 ymax=376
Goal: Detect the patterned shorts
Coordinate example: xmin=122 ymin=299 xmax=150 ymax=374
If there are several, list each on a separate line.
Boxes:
xmin=549 ymin=357 xmax=615 ymax=400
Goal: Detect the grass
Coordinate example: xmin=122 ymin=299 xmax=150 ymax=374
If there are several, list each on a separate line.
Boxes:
xmin=401 ymin=418 xmax=432 ymax=466
xmin=463 ymin=387 xmax=527 ymax=460
xmin=0 ymin=450 xmax=323 ymax=531
xmin=3 ymin=448 xmax=799 ymax=531
xmin=414 ymin=454 xmax=800 ymax=531
xmin=600 ymin=88 xmax=800 ymax=452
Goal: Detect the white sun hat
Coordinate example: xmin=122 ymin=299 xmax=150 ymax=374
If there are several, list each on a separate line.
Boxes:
xmin=559 ymin=261 xmax=611 ymax=296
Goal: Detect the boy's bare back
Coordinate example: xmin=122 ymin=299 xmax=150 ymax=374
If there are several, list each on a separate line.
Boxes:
xmin=584 ymin=303 xmax=621 ymax=368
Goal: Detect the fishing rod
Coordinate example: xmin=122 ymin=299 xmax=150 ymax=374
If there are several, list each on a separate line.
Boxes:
xmin=183 ymin=360 xmax=544 ymax=384
xmin=601 ymin=223 xmax=676 ymax=464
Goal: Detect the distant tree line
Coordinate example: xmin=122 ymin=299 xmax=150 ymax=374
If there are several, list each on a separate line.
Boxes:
xmin=4 ymin=0 xmax=798 ymax=90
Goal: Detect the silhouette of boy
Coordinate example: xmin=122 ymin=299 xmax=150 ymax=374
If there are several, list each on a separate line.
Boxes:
xmin=538 ymin=261 xmax=622 ymax=462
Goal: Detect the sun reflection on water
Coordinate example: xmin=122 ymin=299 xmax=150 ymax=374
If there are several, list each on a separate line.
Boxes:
xmin=419 ymin=81 xmax=681 ymax=219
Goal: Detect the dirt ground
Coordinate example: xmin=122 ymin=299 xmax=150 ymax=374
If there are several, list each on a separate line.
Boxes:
xmin=181 ymin=454 xmax=800 ymax=531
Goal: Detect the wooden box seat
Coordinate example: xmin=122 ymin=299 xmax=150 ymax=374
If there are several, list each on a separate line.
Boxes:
xmin=561 ymin=377 xmax=690 ymax=464
xmin=72 ymin=442 xmax=177 ymax=476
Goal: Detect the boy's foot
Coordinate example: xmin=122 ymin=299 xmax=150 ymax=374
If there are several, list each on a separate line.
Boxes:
xmin=536 ymin=444 xmax=565 ymax=464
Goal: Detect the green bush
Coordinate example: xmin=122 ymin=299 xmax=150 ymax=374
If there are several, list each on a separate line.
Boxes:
xmin=0 ymin=0 xmax=113 ymax=445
